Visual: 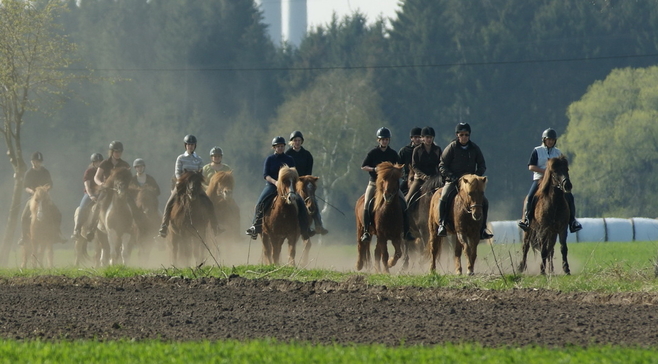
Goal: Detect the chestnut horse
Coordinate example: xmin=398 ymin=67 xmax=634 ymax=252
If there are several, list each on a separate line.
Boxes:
xmin=355 ymin=162 xmax=405 ymax=273
xmin=22 ymin=185 xmax=59 ymax=268
xmin=262 ymin=165 xmax=301 ymax=265
xmin=97 ymin=167 xmax=135 ymax=266
xmin=427 ymin=174 xmax=488 ymax=275
xmin=206 ymin=170 xmax=240 ymax=245
xmin=129 ymin=184 xmax=161 ymax=264
xmin=519 ymin=156 xmax=572 ymax=275
xmin=169 ymin=171 xmax=214 ymax=267
xmin=296 ymin=175 xmax=319 ymax=266
xmin=406 ymin=174 xmax=443 ymax=270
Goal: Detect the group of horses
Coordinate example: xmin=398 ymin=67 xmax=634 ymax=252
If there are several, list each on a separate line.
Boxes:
xmin=354 ymin=156 xmax=573 ymax=275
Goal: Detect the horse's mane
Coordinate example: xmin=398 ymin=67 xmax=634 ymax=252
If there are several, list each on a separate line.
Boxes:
xmin=538 ymin=155 xmax=568 ymax=196
xmin=175 ymin=170 xmax=204 ymax=196
xmin=420 ymin=174 xmax=443 ymax=194
xmin=276 ymin=165 xmax=299 ymax=195
xmin=206 ymin=170 xmax=234 ymax=196
xmin=104 ymin=167 xmax=132 ymax=188
xmin=374 ymin=162 xmax=403 ymax=211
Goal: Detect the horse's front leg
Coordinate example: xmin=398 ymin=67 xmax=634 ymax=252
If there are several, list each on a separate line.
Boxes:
xmin=559 ymin=229 xmax=571 ymax=275
xmin=300 ymin=237 xmax=311 ymax=267
xmin=453 ymin=235 xmax=464 ymax=275
xmin=271 ymin=237 xmax=283 ymax=265
xmin=465 ymin=237 xmax=478 ymax=276
xmin=518 ymin=232 xmax=531 ymax=273
xmin=287 ymin=234 xmax=299 ymax=267
xmin=388 ymin=237 xmax=402 ymax=268
xmin=372 ymin=238 xmax=384 ymax=273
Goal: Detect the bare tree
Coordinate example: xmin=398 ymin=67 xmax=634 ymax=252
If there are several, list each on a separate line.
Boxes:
xmin=0 ymin=0 xmax=83 ymax=265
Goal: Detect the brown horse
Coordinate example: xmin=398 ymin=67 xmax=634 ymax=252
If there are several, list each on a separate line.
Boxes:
xmin=296 ymin=175 xmax=319 ymax=266
xmin=22 ymin=185 xmax=59 ymax=268
xmin=519 ymin=156 xmax=572 ymax=275
xmin=168 ymin=171 xmax=214 ymax=267
xmin=406 ymin=174 xmax=443 ymax=270
xmin=97 ymin=167 xmax=135 ymax=266
xmin=206 ymin=170 xmax=240 ymax=245
xmin=427 ymin=174 xmax=488 ymax=275
xmin=262 ymin=165 xmax=301 ymax=265
xmin=355 ymin=162 xmax=405 ymax=273
xmin=129 ymin=184 xmax=161 ymax=264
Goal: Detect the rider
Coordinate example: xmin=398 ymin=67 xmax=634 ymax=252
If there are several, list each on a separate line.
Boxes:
xmin=405 ymin=126 xmax=442 ymax=203
xmin=18 ymin=151 xmax=65 ymax=245
xmin=71 ymin=152 xmax=103 ymax=240
xmin=245 ymin=136 xmax=315 ymax=240
xmin=158 ymin=134 xmax=220 ymax=238
xmin=285 ymin=130 xmax=328 ymax=235
xmin=130 ymin=158 xmax=161 ymax=202
xmin=517 ymin=128 xmax=583 ymax=233
xmin=437 ymin=122 xmax=494 ymax=240
xmin=398 ymin=127 xmax=422 ymax=195
xmin=360 ymin=127 xmax=415 ymax=243
xmin=202 ymin=146 xmax=232 ymax=189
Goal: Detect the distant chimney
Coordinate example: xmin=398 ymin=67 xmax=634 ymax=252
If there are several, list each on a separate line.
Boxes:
xmin=256 ymin=0 xmax=282 ymax=45
xmin=282 ymin=0 xmax=307 ymax=47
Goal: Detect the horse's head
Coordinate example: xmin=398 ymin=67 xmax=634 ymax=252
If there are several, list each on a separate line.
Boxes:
xmin=374 ymin=162 xmax=403 ymax=210
xmin=459 ymin=174 xmax=487 ymax=221
xmin=135 ymin=185 xmax=159 ymax=215
xmin=207 ymin=171 xmax=234 ymax=201
xmin=543 ymin=156 xmax=572 ymax=194
xmin=297 ymin=176 xmax=319 ymax=214
xmin=105 ymin=167 xmax=133 ymax=199
xmin=277 ymin=165 xmax=299 ymax=205
xmin=178 ymin=170 xmax=204 ymax=201
xmin=30 ymin=185 xmax=52 ymax=221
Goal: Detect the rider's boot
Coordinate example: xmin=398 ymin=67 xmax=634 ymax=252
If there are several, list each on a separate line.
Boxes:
xmin=360 ymin=207 xmax=371 ymax=243
xmin=401 ymin=197 xmax=415 ymax=241
xmin=569 ymin=219 xmax=583 ymax=233
xmin=245 ymin=208 xmax=263 ymax=240
xmin=314 ymin=215 xmax=329 ymax=235
xmin=436 ymin=199 xmax=449 ymax=237
xmin=517 ymin=213 xmax=530 ymax=231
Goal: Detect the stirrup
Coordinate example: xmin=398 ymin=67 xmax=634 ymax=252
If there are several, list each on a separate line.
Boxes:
xmin=245 ymin=226 xmax=259 ymax=239
xmin=480 ymin=229 xmax=494 ymax=240
xmin=158 ymin=225 xmax=168 ymax=238
xmin=360 ymin=232 xmax=371 ymax=243
xmin=437 ymin=224 xmax=447 ymax=237
xmin=517 ymin=219 xmax=529 ymax=231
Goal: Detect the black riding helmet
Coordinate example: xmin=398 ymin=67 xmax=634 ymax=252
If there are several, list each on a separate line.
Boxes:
xmin=183 ymin=134 xmax=197 ymax=145
xmin=409 ymin=127 xmax=422 ymax=137
xmin=455 ymin=122 xmax=471 ymax=134
xmin=109 ymin=141 xmax=123 ymax=152
xmin=272 ymin=136 xmax=286 ymax=146
xmin=421 ymin=126 xmax=435 ymax=137
xmin=290 ymin=130 xmax=304 ymax=142
xmin=90 ymin=153 xmax=103 ymax=162
xmin=376 ymin=127 xmax=392 ymax=139
xmin=542 ymin=128 xmax=557 ymax=140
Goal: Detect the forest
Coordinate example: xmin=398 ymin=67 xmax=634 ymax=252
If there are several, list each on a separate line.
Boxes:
xmin=2 ymin=0 xmax=658 ymax=244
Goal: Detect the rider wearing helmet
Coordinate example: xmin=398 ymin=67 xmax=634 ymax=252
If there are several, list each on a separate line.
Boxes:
xmin=158 ymin=135 xmax=220 ymax=238
xmin=405 ymin=126 xmax=442 ymax=203
xmin=437 ymin=123 xmax=493 ymax=240
xmin=18 ymin=151 xmax=65 ymax=245
xmin=360 ymin=127 xmax=415 ymax=243
xmin=517 ymin=128 xmax=582 ymax=233
xmin=285 ymin=130 xmax=328 ymax=235
xmin=129 ymin=158 xmax=161 ymax=202
xmin=202 ymin=146 xmax=232 ymax=189
xmin=245 ymin=136 xmax=315 ymax=240
xmin=71 ymin=153 xmax=104 ymax=240
xmin=398 ymin=127 xmax=422 ymax=195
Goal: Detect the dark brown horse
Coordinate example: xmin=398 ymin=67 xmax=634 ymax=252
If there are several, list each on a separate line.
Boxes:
xmin=406 ymin=174 xmax=443 ymax=270
xmin=296 ymin=175 xmax=319 ymax=266
xmin=519 ymin=156 xmax=572 ymax=275
xmin=168 ymin=171 xmax=214 ymax=267
xmin=355 ymin=162 xmax=405 ymax=273
xmin=129 ymin=184 xmax=161 ymax=264
xmin=23 ymin=185 xmax=59 ymax=268
xmin=427 ymin=174 xmax=488 ymax=275
xmin=262 ymin=165 xmax=301 ymax=265
xmin=206 ymin=170 xmax=240 ymax=245
xmin=97 ymin=167 xmax=135 ymax=266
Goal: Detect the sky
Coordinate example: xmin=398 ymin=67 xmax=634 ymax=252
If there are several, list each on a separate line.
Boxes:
xmin=306 ymin=0 xmax=401 ymax=29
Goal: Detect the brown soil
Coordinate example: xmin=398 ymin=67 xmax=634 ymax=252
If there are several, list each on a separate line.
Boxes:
xmin=1 ymin=275 xmax=657 ymax=347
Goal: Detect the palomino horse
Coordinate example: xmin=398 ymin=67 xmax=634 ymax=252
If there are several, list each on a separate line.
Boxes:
xmin=519 ymin=156 xmax=572 ymax=275
xmin=261 ymin=165 xmax=301 ymax=265
xmin=406 ymin=174 xmax=443 ymax=270
xmin=427 ymin=174 xmax=488 ymax=275
xmin=355 ymin=162 xmax=405 ymax=274
xmin=169 ymin=171 xmax=214 ymax=267
xmin=129 ymin=184 xmax=161 ymax=264
xmin=296 ymin=175 xmax=320 ymax=266
xmin=23 ymin=185 xmax=60 ymax=268
xmin=97 ymin=167 xmax=135 ymax=266
xmin=206 ymin=170 xmax=240 ymax=245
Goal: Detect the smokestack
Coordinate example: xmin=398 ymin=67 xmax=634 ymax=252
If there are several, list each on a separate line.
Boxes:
xmin=282 ymin=0 xmax=307 ymax=47
xmin=256 ymin=0 xmax=282 ymax=45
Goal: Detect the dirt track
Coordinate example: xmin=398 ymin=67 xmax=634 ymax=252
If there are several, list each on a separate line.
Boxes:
xmin=1 ymin=275 xmax=657 ymax=347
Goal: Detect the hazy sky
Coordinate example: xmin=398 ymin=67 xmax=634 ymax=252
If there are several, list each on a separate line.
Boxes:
xmin=306 ymin=0 xmax=401 ymax=28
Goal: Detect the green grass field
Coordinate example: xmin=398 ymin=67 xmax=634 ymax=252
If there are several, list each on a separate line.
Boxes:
xmin=2 ymin=241 xmax=657 ymax=363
